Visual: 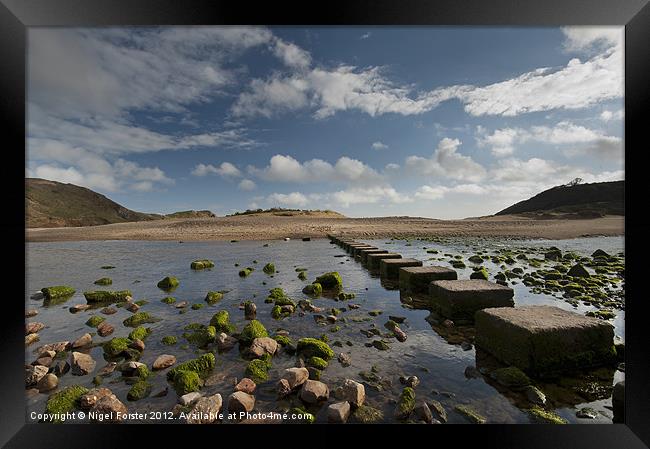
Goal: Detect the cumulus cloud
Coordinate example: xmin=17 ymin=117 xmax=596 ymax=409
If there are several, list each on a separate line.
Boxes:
xmin=405 ymin=138 xmax=486 ymax=182
xmin=271 ymin=38 xmax=312 ymax=69
xmin=561 ymin=27 xmax=623 ymax=53
xmin=191 ymin=162 xmax=242 ymax=178
xmin=476 ymin=121 xmax=622 ymax=159
xmin=372 ymin=141 xmax=389 ymax=150
xmin=600 ymin=109 xmax=624 ymax=122
xmin=265 ymin=185 xmax=412 ymax=209
xmin=238 ymin=179 xmax=257 ymax=191
xmin=267 ymin=192 xmax=311 ymax=207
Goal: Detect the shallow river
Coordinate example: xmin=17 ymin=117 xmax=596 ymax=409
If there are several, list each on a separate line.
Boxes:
xmin=25 ymin=236 xmax=624 ymax=424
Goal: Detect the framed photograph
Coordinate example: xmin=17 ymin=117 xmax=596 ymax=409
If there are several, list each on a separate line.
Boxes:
xmin=2 ymin=0 xmax=649 ymax=447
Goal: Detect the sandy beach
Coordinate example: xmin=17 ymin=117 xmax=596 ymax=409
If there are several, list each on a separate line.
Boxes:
xmin=26 ymin=214 xmax=624 ymax=242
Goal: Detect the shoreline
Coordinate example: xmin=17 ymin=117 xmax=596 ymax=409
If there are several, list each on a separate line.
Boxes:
xmin=26 ymin=214 xmax=625 ymax=243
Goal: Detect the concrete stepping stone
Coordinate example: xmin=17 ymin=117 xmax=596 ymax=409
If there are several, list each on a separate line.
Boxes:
xmin=367 ymin=253 xmax=402 ymax=270
xmin=352 ymin=246 xmax=378 ymax=258
xmin=429 ymin=279 xmax=514 ymax=322
xmin=359 ymin=249 xmax=389 ymax=265
xmin=399 ymin=266 xmax=458 ymax=292
xmin=348 ymin=243 xmax=373 ymax=254
xmin=380 ymin=258 xmax=423 ymax=279
xmin=475 ymin=305 xmax=616 ymax=376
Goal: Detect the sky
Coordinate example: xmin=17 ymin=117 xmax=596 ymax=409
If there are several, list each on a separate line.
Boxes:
xmin=26 ymin=26 xmax=624 ymax=219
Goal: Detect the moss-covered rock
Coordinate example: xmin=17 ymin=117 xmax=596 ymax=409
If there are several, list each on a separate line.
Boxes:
xmin=172 ymin=370 xmax=202 ymax=395
xmin=184 ymin=325 xmax=217 ymax=348
xmin=127 ymin=380 xmax=151 ymax=401
xmin=455 ymin=405 xmax=486 ymax=424
xmin=85 ymin=315 xmax=105 ymax=328
xmin=302 ymin=283 xmax=323 ymax=297
xmin=489 ymin=367 xmax=531 ymax=390
xmin=161 ymin=335 xmax=177 ymax=345
xmin=544 ymin=248 xmax=563 ymax=261
xmin=41 ymin=286 xmax=76 ymax=300
xmin=307 ymin=356 xmax=328 ymax=370
xmin=103 ymin=337 xmax=131 ymax=358
xmin=395 ymin=387 xmax=416 ymax=420
xmin=205 ymin=291 xmax=224 ymax=305
xmin=191 ymin=303 xmax=204 ymax=310
xmin=239 ymin=268 xmax=253 ymax=277
xmin=157 ymin=276 xmax=179 ymax=290
xmin=470 ymin=268 xmax=489 ymax=281
xmin=468 ymin=255 xmax=484 ymax=264
xmin=353 ymin=405 xmax=384 ymax=423
xmin=166 ymin=353 xmax=215 ymax=387
xmin=263 ymin=263 xmax=276 ymax=274
xmin=298 ymin=271 xmax=308 ymax=281
xmin=297 ymin=337 xmax=334 ymax=360
xmin=528 ymin=406 xmax=567 ymax=424
xmin=84 ymin=290 xmax=132 ymax=303
xmin=44 ymin=385 xmax=88 ymax=421
xmin=191 ymin=259 xmax=215 ymax=270
xmin=338 ymin=292 xmax=356 ymax=300
xmin=209 ymin=310 xmax=235 ymax=334
xmin=271 ymin=305 xmax=285 ymax=320
xmin=567 ymin=264 xmax=590 ymax=278
xmin=123 ymin=312 xmax=159 ymax=327
xmin=273 ymin=335 xmax=293 ymax=346
xmin=315 ymin=272 xmax=343 ymax=290
xmin=161 ymin=296 xmax=176 ymax=304
xmin=239 ymin=320 xmax=269 ymax=346
xmin=245 ymin=357 xmax=272 ymax=382
xmin=94 ymin=278 xmax=112 ymax=286
xmin=128 ymin=326 xmax=151 ymax=341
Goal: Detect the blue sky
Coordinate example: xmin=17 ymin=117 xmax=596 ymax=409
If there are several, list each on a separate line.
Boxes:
xmin=27 ymin=26 xmax=623 ymax=218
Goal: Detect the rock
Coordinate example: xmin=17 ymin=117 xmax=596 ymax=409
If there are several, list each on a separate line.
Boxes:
xmin=152 ymin=354 xmax=176 ymax=370
xmin=185 ymin=394 xmax=223 ymax=424
xmin=34 ymin=356 xmax=53 ymax=367
xmin=392 ymin=326 xmax=408 ymax=342
xmin=25 ymin=309 xmax=39 ymax=318
xmin=249 ymin=337 xmax=278 ymax=357
xmin=489 ymin=367 xmax=531 ymax=390
xmin=52 ymin=361 xmax=70 ymax=376
xmin=327 ymin=401 xmax=351 ymax=423
xmin=341 ymin=379 xmax=365 ymax=407
xmin=338 ymin=352 xmax=352 ymax=367
xmin=89 ymin=394 xmax=128 ymax=422
xmin=35 ymin=373 xmax=58 ymax=392
xmin=72 ymin=333 xmax=93 ymax=348
xmin=464 ymin=366 xmax=481 ymax=379
xmin=427 ymin=400 xmax=448 ymax=423
xmin=179 ymin=392 xmax=202 ymax=406
xmin=71 ymin=352 xmax=96 ymax=375
xmin=414 ymin=401 xmax=434 ymax=423
xmin=70 ymin=304 xmax=91 ymax=313
xmin=126 ymin=303 xmax=140 ymax=313
xmin=567 ymin=264 xmax=590 ymax=278
xmin=244 ymin=302 xmax=257 ymax=319
xmin=97 ymin=322 xmax=114 ymax=337
xmin=228 ymin=391 xmax=255 ymax=414
xmin=394 ymin=387 xmax=416 ymax=420
xmin=79 ymin=387 xmax=113 ymax=409
xmin=282 ymin=367 xmax=310 ymax=389
xmin=235 ymin=378 xmax=256 ymax=394
xmin=442 ymin=319 xmax=454 ymax=328
xmin=175 ymin=301 xmax=189 ymax=308
xmin=524 ymin=385 xmax=547 ymax=405
xmin=25 ymin=334 xmax=40 ymax=346
xmin=97 ymin=362 xmax=117 ymax=376
xmin=300 ymin=380 xmax=329 ymax=404
xmin=399 ymin=375 xmax=419 ymax=388
xmin=576 ymin=407 xmax=598 ymax=419
xmin=277 ymin=378 xmax=292 ymax=397
xmin=101 ymin=307 xmax=117 ymax=315
xmin=26 ymin=322 xmax=45 ymax=335
xmin=26 ymin=365 xmax=48 ymax=386
xmin=37 ymin=341 xmax=69 ymax=353
xmin=352 ymin=404 xmax=384 ymax=423
xmin=429 ymin=279 xmax=514 ymax=322
xmin=372 ymin=340 xmax=390 ymax=351
xmin=215 ymin=332 xmax=238 ymax=352
xmin=130 ymin=339 xmax=146 ymax=352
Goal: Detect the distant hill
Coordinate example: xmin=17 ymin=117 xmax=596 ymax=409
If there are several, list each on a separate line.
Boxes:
xmin=496 ymin=180 xmax=624 ymax=218
xmin=227 ymin=207 xmax=346 ymax=218
xmin=26 ymin=178 xmax=217 ymax=228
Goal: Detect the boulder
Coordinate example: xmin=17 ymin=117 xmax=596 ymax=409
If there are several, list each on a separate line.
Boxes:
xmin=89 ymin=394 xmax=128 ymax=422
xmin=414 ymin=401 xmax=434 ymax=423
xmin=72 ymin=333 xmax=93 ymax=348
xmin=26 ymin=322 xmax=45 ymax=335
xmin=234 ymin=378 xmax=256 ymax=394
xmin=282 ymin=367 xmax=309 ymax=389
xmin=97 ymin=322 xmax=115 ymax=337
xmin=71 ymin=352 xmax=96 ymax=375
xmin=37 ymin=373 xmax=59 ymax=392
xmin=152 ymin=354 xmax=176 ymax=371
xmin=327 ymin=401 xmax=351 ymax=423
xmin=80 ymin=387 xmax=113 ymax=409
xmin=186 ymin=394 xmax=223 ymax=424
xmin=179 ymin=392 xmax=202 ymax=406
xmin=341 ymin=379 xmax=365 ymax=407
xmin=300 ymin=380 xmax=329 ymax=404
xmin=228 ymin=391 xmax=255 ymax=414
xmin=277 ymin=378 xmax=292 ymax=397
xmin=249 ymin=337 xmax=278 ymax=357
xmin=215 ymin=332 xmax=238 ymax=351
xmin=26 ymin=364 xmax=48 ymax=386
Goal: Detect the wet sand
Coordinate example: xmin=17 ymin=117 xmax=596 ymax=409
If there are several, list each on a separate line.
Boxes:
xmin=27 ymin=214 xmax=624 ymax=242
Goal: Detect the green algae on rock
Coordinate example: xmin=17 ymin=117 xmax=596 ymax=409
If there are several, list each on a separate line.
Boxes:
xmin=298 ymin=271 xmax=308 ymax=281
xmin=395 ymin=387 xmax=416 ymax=420
xmin=103 ymin=337 xmax=131 ymax=358
xmin=157 ymin=276 xmax=179 ymax=290
xmin=470 ymin=268 xmax=489 ymax=281
xmin=85 ymin=315 xmax=105 ymax=328
xmin=239 ymin=320 xmax=269 ymax=346
xmin=528 ymin=406 xmax=568 ymax=424
xmin=352 ymin=405 xmax=384 ymax=423
xmin=161 ymin=296 xmax=176 ymax=304
xmin=239 ymin=267 xmax=253 ymax=277
xmin=41 ymin=286 xmax=76 ymax=300
xmin=455 ymin=404 xmax=486 ymax=424
xmin=166 ymin=353 xmax=215 ymax=395
xmin=307 ymin=356 xmax=328 ymax=370
xmin=302 ymin=283 xmax=323 ymax=297
xmin=205 ymin=291 xmax=224 ymax=305
xmin=315 ymin=272 xmax=343 ymax=290
xmin=123 ymin=312 xmax=159 ymax=327
xmin=44 ymin=385 xmax=88 ymax=422
xmin=263 ymin=263 xmax=276 ymax=274
xmin=245 ymin=357 xmax=272 ymax=382
xmin=127 ymin=380 xmax=152 ymax=401
xmin=190 ymin=259 xmax=215 ymax=270
xmin=128 ymin=326 xmax=151 ymax=341
xmin=184 ymin=325 xmax=217 ymax=348
xmin=210 ymin=310 xmax=235 ymax=334
xmin=84 ymin=290 xmax=132 ymax=303
xmin=297 ymin=337 xmax=334 ymax=360
xmin=489 ymin=366 xmax=531 ymax=390
xmin=93 ymin=278 xmax=112 ymax=286
xmin=161 ymin=335 xmax=177 ymax=345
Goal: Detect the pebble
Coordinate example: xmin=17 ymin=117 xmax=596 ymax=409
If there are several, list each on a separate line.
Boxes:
xmin=25 ymin=309 xmax=39 ymax=318
xmin=101 ymin=307 xmax=117 ymax=315
xmin=69 ymin=304 xmax=91 ymax=313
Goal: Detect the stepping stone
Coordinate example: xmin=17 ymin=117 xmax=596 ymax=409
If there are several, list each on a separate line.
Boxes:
xmin=399 ymin=266 xmax=458 ymax=292
xmin=429 ymin=280 xmax=514 ymax=322
xmin=475 ymin=305 xmax=616 ymax=376
xmin=367 ymin=253 xmax=402 ymax=270
xmin=348 ymin=243 xmax=373 ymax=254
xmin=359 ymin=249 xmax=389 ymax=265
xmin=352 ymin=246 xmax=378 ymax=258
xmin=380 ymin=258 xmax=423 ymax=279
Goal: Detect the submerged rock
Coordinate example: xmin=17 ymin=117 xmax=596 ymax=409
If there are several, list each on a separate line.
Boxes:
xmin=157 ymin=276 xmax=179 ymax=290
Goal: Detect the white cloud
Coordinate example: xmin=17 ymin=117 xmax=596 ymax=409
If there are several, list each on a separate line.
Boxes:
xmin=252 ymin=154 xmax=381 ymax=184
xmin=414 ymin=183 xmax=489 ymax=201
xmin=238 ymin=179 xmax=257 ymax=191
xmin=360 ymin=32 xmax=371 ymax=40
xmin=600 ymin=109 xmax=624 ymax=121
xmin=477 ymin=121 xmax=622 ymax=159
xmin=267 ymin=192 xmax=310 ymax=207
xmin=414 ymin=185 xmax=448 ymax=200
xmin=406 ymin=138 xmax=486 ymax=182
xmin=330 ymin=186 xmax=413 ymax=207
xmin=561 ymin=27 xmax=623 ymax=53
xmin=372 ymin=141 xmax=389 ymax=150
xmin=272 ymin=38 xmax=312 ymax=69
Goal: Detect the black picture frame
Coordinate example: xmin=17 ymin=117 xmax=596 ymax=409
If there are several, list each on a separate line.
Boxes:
xmin=1 ymin=0 xmax=648 ymax=447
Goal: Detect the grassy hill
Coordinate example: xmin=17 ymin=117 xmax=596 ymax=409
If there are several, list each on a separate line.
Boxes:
xmin=496 ymin=180 xmax=624 ymax=218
